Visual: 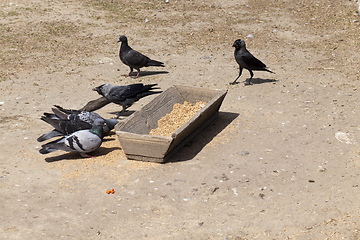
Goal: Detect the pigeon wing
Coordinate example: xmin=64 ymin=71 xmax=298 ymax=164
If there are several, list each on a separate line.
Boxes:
xmin=65 ymin=130 xmax=102 ymax=153
xmin=123 ymin=49 xmax=148 ymax=67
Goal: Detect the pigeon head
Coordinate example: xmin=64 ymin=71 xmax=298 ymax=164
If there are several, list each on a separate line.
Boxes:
xmin=91 ymin=118 xmax=106 ymax=138
xmin=117 ymin=35 xmax=127 ymax=43
xmin=104 ymin=118 xmax=119 ymax=133
xmin=232 ymin=39 xmax=246 ymax=49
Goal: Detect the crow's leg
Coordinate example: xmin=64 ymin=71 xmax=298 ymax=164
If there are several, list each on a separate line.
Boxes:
xmin=116 ymin=106 xmax=127 ymax=119
xmin=230 ymin=66 xmax=243 ymax=85
xmin=245 ymin=70 xmax=254 ymax=85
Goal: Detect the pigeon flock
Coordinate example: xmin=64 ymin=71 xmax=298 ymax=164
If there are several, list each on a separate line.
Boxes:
xmin=38 ymin=35 xmax=274 ymax=158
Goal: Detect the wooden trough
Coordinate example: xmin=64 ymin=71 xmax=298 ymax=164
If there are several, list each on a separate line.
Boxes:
xmin=115 ymin=85 xmax=228 ymax=163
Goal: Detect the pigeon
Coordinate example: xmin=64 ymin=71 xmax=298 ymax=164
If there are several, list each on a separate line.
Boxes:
xmin=117 ymin=35 xmax=165 ymax=78
xmin=37 ymin=105 xmax=119 ymax=142
xmin=39 ymin=118 xmax=105 ymax=158
xmin=231 ymin=39 xmax=274 ymax=85
xmin=93 ymin=83 xmax=161 ymax=118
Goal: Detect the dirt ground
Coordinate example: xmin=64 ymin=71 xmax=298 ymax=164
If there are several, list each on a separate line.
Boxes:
xmin=1 ymin=0 xmax=360 ymax=239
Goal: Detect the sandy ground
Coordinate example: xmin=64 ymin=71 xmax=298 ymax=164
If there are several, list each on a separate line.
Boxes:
xmin=1 ymin=0 xmax=360 ymax=239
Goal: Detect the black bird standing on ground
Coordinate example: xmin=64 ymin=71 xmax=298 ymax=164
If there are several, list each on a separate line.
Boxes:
xmin=93 ymin=83 xmax=162 ymax=118
xmin=231 ymin=39 xmax=274 ymax=85
xmin=117 ymin=35 xmax=165 ymax=78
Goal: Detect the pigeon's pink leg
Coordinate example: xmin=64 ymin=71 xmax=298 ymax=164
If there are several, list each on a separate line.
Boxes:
xmin=125 ymin=70 xmax=133 ymax=77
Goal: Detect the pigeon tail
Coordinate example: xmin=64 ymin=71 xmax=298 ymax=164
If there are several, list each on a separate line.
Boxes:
xmin=51 ymin=107 xmax=69 ymax=120
xmin=146 ymin=59 xmax=165 ymax=67
xmin=37 ymin=129 xmax=63 ymax=142
xmin=39 ymin=137 xmax=67 ymax=154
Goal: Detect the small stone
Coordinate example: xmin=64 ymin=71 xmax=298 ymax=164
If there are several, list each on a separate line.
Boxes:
xmin=238 ymin=151 xmax=249 ymax=156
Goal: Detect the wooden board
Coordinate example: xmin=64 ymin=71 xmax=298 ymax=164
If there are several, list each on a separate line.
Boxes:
xmin=116 ymin=85 xmax=227 ymax=163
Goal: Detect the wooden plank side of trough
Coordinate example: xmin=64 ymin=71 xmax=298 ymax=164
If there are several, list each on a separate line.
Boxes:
xmin=166 ymin=89 xmax=228 ymax=156
xmin=174 ymin=85 xmax=221 ymax=104
xmin=163 ymin=112 xmax=219 ymax=163
xmin=125 ymin=154 xmax=165 ymax=163
xmin=116 ymin=131 xmax=173 ymax=161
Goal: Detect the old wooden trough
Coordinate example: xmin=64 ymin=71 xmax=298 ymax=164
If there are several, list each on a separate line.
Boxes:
xmin=115 ymin=85 xmax=227 ymax=163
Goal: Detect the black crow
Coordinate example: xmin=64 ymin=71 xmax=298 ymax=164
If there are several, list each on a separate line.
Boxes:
xmin=93 ymin=83 xmax=161 ymax=118
xmin=231 ymin=39 xmax=274 ymax=85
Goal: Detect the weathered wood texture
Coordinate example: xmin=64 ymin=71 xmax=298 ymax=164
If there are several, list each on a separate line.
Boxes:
xmin=116 ymin=85 xmax=227 ymax=163
xmin=79 ymin=97 xmax=111 ymax=112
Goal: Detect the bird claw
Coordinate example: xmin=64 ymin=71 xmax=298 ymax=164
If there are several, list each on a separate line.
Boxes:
xmin=229 ymin=81 xmax=239 ymax=85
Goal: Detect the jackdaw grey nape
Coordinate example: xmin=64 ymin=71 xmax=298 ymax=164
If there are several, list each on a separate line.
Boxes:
xmin=231 ymin=39 xmax=274 ymax=85
xmin=117 ymin=35 xmax=165 ymax=78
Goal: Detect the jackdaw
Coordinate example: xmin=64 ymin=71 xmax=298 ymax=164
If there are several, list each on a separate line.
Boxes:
xmin=93 ymin=83 xmax=161 ymax=118
xmin=231 ymin=39 xmax=274 ymax=85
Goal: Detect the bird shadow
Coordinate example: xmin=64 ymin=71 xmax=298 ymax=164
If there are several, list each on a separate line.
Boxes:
xmin=166 ymin=111 xmax=239 ymax=163
xmin=125 ymin=70 xmax=169 ymax=78
xmin=230 ymin=78 xmax=278 ymax=85
xmin=249 ymin=78 xmax=278 ymax=85
xmin=108 ymin=110 xmax=135 ymax=118
xmin=44 ymin=143 xmax=121 ymax=162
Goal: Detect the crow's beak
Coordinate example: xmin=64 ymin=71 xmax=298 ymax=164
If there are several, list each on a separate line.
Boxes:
xmin=232 ymin=43 xmax=236 ymax=47
xmin=92 ymin=87 xmax=98 ymax=91
xmin=117 ymin=39 xmax=121 ymax=43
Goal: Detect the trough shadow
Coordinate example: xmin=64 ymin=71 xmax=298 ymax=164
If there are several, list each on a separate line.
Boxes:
xmin=167 ymin=111 xmax=239 ymax=163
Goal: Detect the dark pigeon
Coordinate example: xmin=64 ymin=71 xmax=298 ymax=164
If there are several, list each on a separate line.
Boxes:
xmin=93 ymin=83 xmax=161 ymax=118
xmin=117 ymin=35 xmax=165 ymax=78
xmin=39 ymin=118 xmax=105 ymax=158
xmin=231 ymin=39 xmax=274 ymax=85
xmin=37 ymin=105 xmax=118 ymax=142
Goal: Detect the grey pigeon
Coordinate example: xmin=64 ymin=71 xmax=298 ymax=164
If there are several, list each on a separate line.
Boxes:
xmin=231 ymin=39 xmax=274 ymax=85
xmin=39 ymin=118 xmax=105 ymax=158
xmin=93 ymin=83 xmax=161 ymax=118
xmin=117 ymin=35 xmax=165 ymax=78
xmin=37 ymin=105 xmax=118 ymax=142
